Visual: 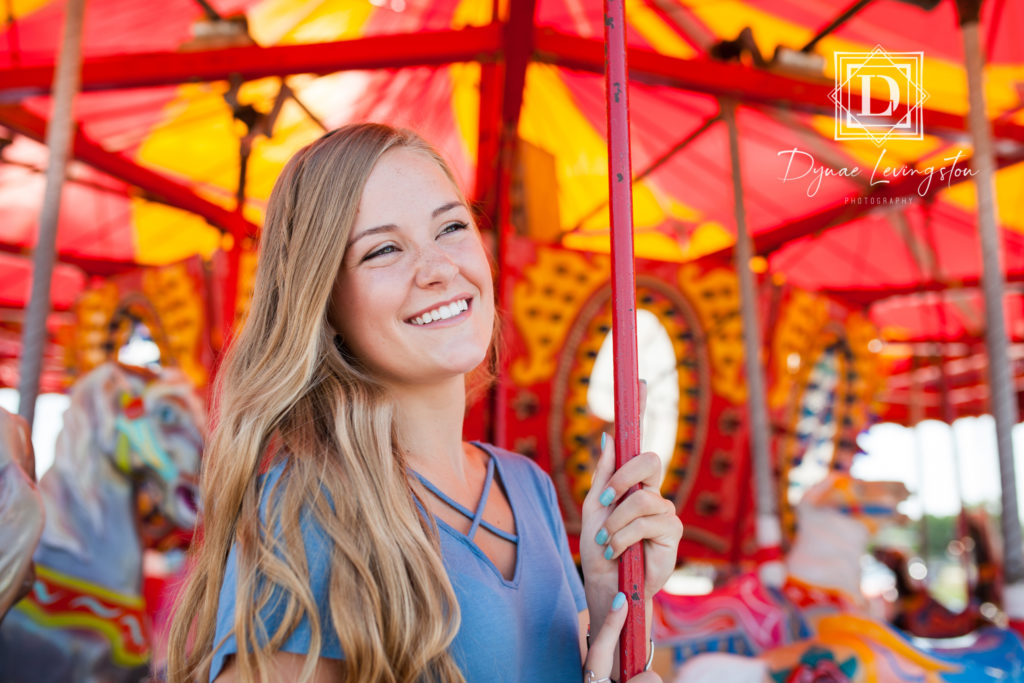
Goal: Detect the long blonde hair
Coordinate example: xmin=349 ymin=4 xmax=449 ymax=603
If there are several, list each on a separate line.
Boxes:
xmin=167 ymin=124 xmax=466 ymax=683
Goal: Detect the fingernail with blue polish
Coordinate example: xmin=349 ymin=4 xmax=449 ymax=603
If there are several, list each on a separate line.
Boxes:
xmin=604 ymin=545 xmax=614 ymax=561
xmin=599 ymin=487 xmax=615 ymax=507
xmin=600 ymin=432 xmax=607 ymax=451
xmin=612 ymin=591 xmax=626 ymax=610
xmin=595 ymin=528 xmax=608 ymax=545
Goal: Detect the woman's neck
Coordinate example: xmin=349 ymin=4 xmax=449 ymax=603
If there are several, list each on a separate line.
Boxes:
xmin=391 ymin=375 xmax=475 ymax=484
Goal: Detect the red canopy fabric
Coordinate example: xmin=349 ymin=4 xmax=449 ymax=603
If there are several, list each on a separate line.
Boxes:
xmin=0 ymin=0 xmax=1022 ymax=417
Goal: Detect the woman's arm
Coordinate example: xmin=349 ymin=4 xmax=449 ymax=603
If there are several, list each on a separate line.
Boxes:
xmin=214 ymin=653 xmax=345 ymax=683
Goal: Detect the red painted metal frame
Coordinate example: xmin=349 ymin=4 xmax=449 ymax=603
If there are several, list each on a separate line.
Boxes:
xmin=480 ymin=0 xmax=538 ymax=448
xmin=0 ymin=104 xmax=257 ymax=243
xmin=604 ymin=1 xmax=645 ymax=677
xmin=0 ymin=241 xmax=137 ymax=275
xmin=0 ymin=25 xmax=503 ymax=100
xmin=5 ymin=26 xmax=1023 ymax=147
xmin=474 ymin=64 xmax=504 ymax=225
xmin=530 ymin=29 xmax=1024 ymax=146
xmin=695 ymin=146 xmax=1024 ymax=267
xmin=825 ymin=269 xmax=1024 ymax=305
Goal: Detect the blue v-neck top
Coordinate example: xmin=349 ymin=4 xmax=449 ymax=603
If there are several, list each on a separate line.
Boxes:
xmin=209 ymin=443 xmax=587 ymax=682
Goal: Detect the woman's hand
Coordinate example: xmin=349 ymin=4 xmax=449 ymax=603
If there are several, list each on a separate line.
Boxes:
xmin=579 ymin=383 xmax=683 ymax=672
xmin=583 ymin=591 xmax=663 ymax=683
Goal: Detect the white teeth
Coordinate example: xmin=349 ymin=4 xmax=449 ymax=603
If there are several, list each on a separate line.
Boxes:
xmin=410 ymin=299 xmax=469 ymax=326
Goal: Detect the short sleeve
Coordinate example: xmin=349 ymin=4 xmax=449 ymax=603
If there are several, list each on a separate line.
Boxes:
xmin=209 ymin=464 xmax=344 ymax=682
xmin=535 ymin=462 xmax=588 ymax=613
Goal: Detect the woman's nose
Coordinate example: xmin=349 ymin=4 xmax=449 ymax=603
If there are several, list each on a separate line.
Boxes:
xmin=413 ymin=245 xmax=458 ymax=288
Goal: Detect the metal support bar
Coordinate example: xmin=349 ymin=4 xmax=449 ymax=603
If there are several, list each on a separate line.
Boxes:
xmin=604 ymin=0 xmax=645 ymax=676
xmin=695 ymin=147 xmax=1024 ymax=268
xmin=6 ymin=26 xmax=1024 ymax=148
xmin=17 ymin=0 xmax=86 ymax=429
xmin=0 ymin=105 xmax=257 ymax=240
xmin=721 ymin=99 xmax=782 ymax=585
xmin=0 ymin=25 xmax=503 ymax=99
xmin=958 ymin=4 xmax=1024 ymax=588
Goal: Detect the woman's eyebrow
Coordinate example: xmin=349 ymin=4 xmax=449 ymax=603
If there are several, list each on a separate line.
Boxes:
xmin=432 ymin=201 xmax=463 ymax=218
xmin=348 ymin=201 xmax=465 ymax=247
xmin=348 ymin=224 xmax=397 ymax=248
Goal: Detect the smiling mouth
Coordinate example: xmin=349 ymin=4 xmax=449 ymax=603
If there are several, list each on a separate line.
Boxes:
xmin=407 ymin=298 xmax=470 ymax=326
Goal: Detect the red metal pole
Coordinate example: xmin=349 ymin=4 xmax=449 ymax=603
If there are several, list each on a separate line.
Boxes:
xmin=603 ymin=0 xmax=645 ymax=678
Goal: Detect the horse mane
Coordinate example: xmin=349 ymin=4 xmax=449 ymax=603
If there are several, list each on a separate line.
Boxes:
xmin=41 ymin=363 xmax=158 ymax=554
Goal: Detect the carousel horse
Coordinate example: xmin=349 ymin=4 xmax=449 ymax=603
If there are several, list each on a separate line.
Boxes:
xmin=655 ymin=473 xmax=907 ymax=661
xmin=873 ymin=511 xmax=1000 ymax=639
xmin=0 ymin=407 xmax=44 ymax=619
xmin=0 ymin=363 xmax=205 ymax=682
xmin=660 ymin=474 xmax=1024 ymax=682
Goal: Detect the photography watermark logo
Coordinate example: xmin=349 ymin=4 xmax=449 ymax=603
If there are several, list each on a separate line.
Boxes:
xmin=829 ymin=45 xmax=929 ymax=146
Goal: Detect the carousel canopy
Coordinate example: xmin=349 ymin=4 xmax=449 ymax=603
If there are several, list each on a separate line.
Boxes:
xmin=1 ymin=0 xmax=1023 ymax=415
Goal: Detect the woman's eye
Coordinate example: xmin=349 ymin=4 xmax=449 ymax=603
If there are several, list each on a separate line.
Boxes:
xmin=440 ymin=221 xmax=468 ymax=235
xmin=363 ymin=244 xmax=397 ymax=261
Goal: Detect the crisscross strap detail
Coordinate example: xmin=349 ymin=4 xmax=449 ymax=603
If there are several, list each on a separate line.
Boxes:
xmin=411 ymin=454 xmax=519 ymax=544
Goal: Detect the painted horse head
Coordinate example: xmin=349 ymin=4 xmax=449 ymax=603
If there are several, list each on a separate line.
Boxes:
xmin=787 ymin=472 xmax=909 ymax=601
xmin=799 ymin=472 xmax=909 ymax=532
xmin=42 ymin=362 xmax=204 ymax=556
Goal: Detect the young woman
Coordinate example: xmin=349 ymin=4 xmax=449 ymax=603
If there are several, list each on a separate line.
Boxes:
xmin=167 ymin=123 xmax=682 ymax=683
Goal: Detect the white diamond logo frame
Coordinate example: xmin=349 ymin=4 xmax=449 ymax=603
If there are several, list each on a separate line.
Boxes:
xmin=829 ymin=45 xmax=929 ymax=146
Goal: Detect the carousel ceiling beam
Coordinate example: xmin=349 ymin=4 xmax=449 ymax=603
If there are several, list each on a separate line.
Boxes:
xmin=474 ymin=2 xmax=535 ymax=222
xmin=0 ymin=25 xmax=503 ymax=100
xmin=0 ymin=104 xmax=257 ymax=240
xmin=824 ymin=272 xmax=1024 ymax=305
xmin=5 ymin=24 xmax=1024 ymax=147
xmin=695 ymin=147 xmax=1024 ymax=266
xmin=531 ymin=29 xmax=1024 ymax=145
xmin=0 ymin=241 xmax=138 ymax=275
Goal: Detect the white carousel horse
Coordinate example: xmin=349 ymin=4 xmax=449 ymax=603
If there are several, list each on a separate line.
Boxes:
xmin=656 ymin=473 xmax=906 ymax=661
xmin=0 ymin=406 xmax=44 ymax=619
xmin=0 ymin=363 xmax=205 ymax=682
xmin=662 ymin=473 xmax=1024 ymax=682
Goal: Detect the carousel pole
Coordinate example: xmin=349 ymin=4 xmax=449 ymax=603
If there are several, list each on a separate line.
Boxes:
xmin=956 ymin=0 xmax=1024 ymax=615
xmin=721 ymin=99 xmax=784 ymax=587
xmin=603 ymin=0 xmax=645 ymax=677
xmin=16 ymin=0 xmax=86 ymax=430
xmin=934 ymin=338 xmax=972 ymax=579
xmin=909 ymin=354 xmax=930 ymax=559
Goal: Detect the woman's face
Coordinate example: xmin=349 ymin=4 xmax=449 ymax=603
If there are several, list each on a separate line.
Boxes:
xmin=331 ymin=148 xmax=495 ymax=388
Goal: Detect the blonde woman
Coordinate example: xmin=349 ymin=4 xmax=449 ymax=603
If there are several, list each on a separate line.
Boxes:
xmin=167 ymin=123 xmax=681 ymax=683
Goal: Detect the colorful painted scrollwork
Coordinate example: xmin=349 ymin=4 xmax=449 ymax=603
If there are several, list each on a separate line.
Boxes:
xmin=68 ymin=259 xmax=212 ymax=390
xmin=549 ymin=276 xmax=709 ymax=533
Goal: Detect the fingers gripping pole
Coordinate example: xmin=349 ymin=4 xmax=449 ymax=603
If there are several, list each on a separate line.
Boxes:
xmin=603 ymin=1 xmax=645 ymax=678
